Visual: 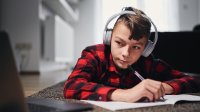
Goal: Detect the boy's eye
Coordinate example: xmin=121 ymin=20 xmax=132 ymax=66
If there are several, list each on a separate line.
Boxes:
xmin=115 ymin=41 xmax=123 ymax=46
xmin=132 ymin=46 xmax=141 ymax=50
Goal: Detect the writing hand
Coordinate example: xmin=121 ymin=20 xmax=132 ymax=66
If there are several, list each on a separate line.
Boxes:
xmin=111 ymin=79 xmax=166 ymax=102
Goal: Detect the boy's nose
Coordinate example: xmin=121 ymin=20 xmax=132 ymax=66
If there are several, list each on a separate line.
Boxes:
xmin=122 ymin=46 xmax=130 ymax=58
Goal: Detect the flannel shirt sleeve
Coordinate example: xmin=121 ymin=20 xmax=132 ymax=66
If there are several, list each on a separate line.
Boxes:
xmin=152 ymin=59 xmax=200 ymax=94
xmin=63 ymin=47 xmax=116 ymax=101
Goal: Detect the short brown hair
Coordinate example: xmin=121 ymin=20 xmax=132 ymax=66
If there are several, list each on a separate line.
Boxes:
xmin=113 ymin=7 xmax=151 ymax=40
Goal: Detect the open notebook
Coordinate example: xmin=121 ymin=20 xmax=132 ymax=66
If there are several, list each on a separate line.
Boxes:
xmin=0 ymin=31 xmax=93 ymax=112
xmin=83 ymin=94 xmax=200 ymax=111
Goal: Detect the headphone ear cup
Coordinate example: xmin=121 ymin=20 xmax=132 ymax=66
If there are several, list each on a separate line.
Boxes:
xmin=103 ymin=29 xmax=112 ymax=45
xmin=142 ymin=40 xmax=154 ymax=57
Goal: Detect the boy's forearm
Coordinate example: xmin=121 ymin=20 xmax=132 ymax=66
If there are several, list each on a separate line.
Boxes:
xmin=162 ymin=83 xmax=174 ymax=94
xmin=110 ymin=89 xmax=127 ymax=102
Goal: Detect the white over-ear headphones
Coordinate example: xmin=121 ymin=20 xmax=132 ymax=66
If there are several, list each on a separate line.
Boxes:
xmin=103 ymin=10 xmax=158 ymax=57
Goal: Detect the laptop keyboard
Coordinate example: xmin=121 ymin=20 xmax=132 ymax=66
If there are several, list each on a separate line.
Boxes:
xmin=26 ymin=97 xmax=93 ymax=112
xmin=28 ymin=103 xmax=62 ymax=112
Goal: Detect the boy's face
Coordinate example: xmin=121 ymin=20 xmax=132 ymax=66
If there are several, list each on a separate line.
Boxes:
xmin=111 ymin=22 xmax=147 ymax=69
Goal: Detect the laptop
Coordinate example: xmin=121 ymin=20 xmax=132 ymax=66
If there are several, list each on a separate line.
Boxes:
xmin=0 ymin=31 xmax=93 ymax=112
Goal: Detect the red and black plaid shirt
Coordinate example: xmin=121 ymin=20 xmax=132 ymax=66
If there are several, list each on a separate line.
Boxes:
xmin=64 ymin=44 xmax=200 ymax=101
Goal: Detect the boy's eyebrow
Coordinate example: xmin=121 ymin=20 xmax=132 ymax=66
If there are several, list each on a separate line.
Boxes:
xmin=136 ymin=42 xmax=145 ymax=46
xmin=115 ymin=36 xmax=145 ymax=45
xmin=115 ymin=37 xmax=125 ymax=43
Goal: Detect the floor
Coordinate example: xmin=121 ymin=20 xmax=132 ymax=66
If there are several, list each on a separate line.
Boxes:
xmin=20 ymin=69 xmax=71 ymax=97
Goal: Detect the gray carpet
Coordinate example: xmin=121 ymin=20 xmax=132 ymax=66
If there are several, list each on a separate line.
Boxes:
xmin=28 ymin=81 xmax=200 ymax=112
xmin=28 ymin=81 xmax=65 ymax=101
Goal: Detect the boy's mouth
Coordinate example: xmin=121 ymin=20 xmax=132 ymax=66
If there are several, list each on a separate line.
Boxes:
xmin=119 ymin=60 xmax=129 ymax=64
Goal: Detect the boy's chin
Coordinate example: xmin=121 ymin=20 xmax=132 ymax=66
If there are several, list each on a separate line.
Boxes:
xmin=116 ymin=63 xmax=128 ymax=70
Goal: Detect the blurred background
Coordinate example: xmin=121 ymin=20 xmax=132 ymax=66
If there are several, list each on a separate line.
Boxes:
xmin=0 ymin=0 xmax=200 ymax=95
xmin=0 ymin=0 xmax=199 ymax=73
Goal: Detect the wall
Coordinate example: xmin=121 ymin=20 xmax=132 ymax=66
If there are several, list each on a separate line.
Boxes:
xmin=199 ymin=0 xmax=200 ymax=23
xmin=141 ymin=0 xmax=180 ymax=31
xmin=72 ymin=0 xmax=99 ymax=63
xmin=0 ymin=0 xmax=100 ymax=72
xmin=0 ymin=0 xmax=40 ymax=72
xmin=102 ymin=0 xmax=137 ymax=29
xmin=39 ymin=4 xmax=70 ymax=72
xmin=43 ymin=15 xmax=74 ymax=63
xmin=179 ymin=0 xmax=199 ymax=31
xmin=94 ymin=0 xmax=103 ymax=44
xmin=102 ymin=0 xmax=199 ymax=32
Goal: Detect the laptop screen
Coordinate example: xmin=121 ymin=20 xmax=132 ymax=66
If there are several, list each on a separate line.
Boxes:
xmin=0 ymin=31 xmax=28 ymax=112
xmin=0 ymin=31 xmax=93 ymax=112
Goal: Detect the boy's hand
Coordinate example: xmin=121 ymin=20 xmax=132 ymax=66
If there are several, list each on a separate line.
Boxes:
xmin=111 ymin=79 xmax=173 ymax=102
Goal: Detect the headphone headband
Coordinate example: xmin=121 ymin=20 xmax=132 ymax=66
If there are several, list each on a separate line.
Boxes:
xmin=104 ymin=11 xmax=135 ymax=31
xmin=103 ymin=10 xmax=158 ymax=57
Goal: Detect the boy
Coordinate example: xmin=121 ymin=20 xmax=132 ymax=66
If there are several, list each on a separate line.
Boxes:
xmin=63 ymin=7 xmax=200 ymax=102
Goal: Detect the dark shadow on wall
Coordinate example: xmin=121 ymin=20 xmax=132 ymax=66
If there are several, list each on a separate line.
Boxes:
xmin=193 ymin=24 xmax=200 ymax=32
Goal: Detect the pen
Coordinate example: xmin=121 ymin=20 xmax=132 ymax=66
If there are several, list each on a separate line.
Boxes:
xmin=134 ymin=70 xmax=144 ymax=80
xmin=128 ymin=66 xmax=144 ymax=80
xmin=128 ymin=66 xmax=165 ymax=100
